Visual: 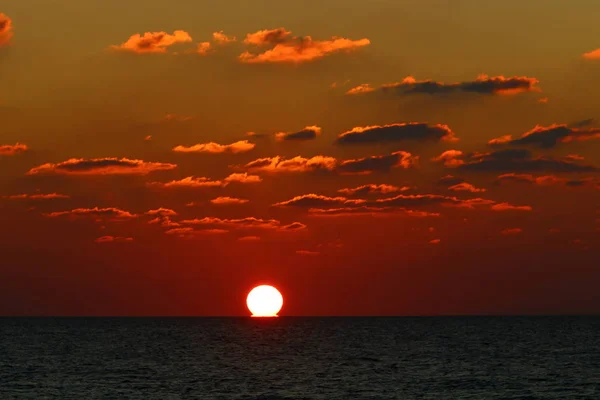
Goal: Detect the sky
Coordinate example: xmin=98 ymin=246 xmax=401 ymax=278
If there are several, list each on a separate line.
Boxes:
xmin=1 ymin=0 xmax=599 ymax=316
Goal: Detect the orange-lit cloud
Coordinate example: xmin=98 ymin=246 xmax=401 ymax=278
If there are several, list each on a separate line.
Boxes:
xmin=111 ymin=30 xmax=193 ymax=53
xmin=3 ymin=193 xmax=70 ymax=200
xmin=45 ymin=207 xmax=136 ymax=220
xmin=194 ymin=42 xmax=212 ymax=55
xmin=0 ymin=13 xmax=13 ymax=46
xmin=241 ymin=155 xmax=337 ymax=173
xmin=210 ymin=196 xmax=249 ymax=205
xmin=165 ymin=227 xmax=228 ymax=237
xmin=433 ymin=149 xmax=597 ymax=173
xmin=173 ymin=140 xmax=255 ymax=154
xmin=95 ymin=236 xmax=134 ymax=243
xmin=447 ymin=182 xmax=486 ymax=193
xmin=338 ymin=151 xmax=417 ymax=174
xmin=348 ymin=75 xmax=540 ymax=96
xmin=275 ymin=126 xmax=322 ymax=141
xmin=238 ymin=235 xmax=261 ymax=241
xmin=430 ymin=239 xmax=441 ymax=244
xmin=582 ymin=48 xmax=600 ymax=60
xmin=307 ymin=206 xmax=441 ymax=218
xmin=212 ymin=31 xmax=236 ymax=44
xmin=239 ymin=28 xmax=370 ymax=63
xmin=28 ymin=158 xmax=176 ymax=175
xmin=346 ymin=84 xmax=375 ymax=95
xmin=501 ymin=228 xmax=523 ymax=235
xmin=181 ymin=217 xmax=306 ymax=231
xmin=273 ymin=194 xmax=366 ymax=208
xmin=149 ymin=173 xmax=261 ymax=188
xmin=296 ymin=250 xmax=320 ymax=256
xmin=336 ymin=123 xmax=457 ymax=145
xmin=488 ymin=124 xmax=600 ymax=149
xmin=496 ymin=173 xmax=599 ymax=188
xmin=338 ymin=184 xmax=407 ymax=196
xmin=490 ymin=203 xmax=533 ymax=212
xmin=145 ymin=208 xmax=177 ymax=216
xmin=0 ymin=143 xmax=28 ymax=156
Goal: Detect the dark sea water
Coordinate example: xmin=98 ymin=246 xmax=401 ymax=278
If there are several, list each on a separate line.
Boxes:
xmin=1 ymin=317 xmax=599 ymax=399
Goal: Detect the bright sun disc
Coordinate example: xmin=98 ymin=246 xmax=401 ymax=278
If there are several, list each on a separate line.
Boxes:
xmin=246 ymin=285 xmax=283 ymax=317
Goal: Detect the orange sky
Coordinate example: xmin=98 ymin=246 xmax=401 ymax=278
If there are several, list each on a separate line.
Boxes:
xmin=1 ymin=1 xmax=599 ymax=316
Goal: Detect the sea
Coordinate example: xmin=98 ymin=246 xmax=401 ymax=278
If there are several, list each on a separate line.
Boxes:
xmin=1 ymin=317 xmax=598 ymax=399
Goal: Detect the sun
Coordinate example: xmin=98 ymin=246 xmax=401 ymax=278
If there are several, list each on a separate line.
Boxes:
xmin=246 ymin=285 xmax=283 ymax=317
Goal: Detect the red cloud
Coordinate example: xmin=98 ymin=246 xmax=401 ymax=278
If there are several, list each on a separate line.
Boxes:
xmin=0 ymin=143 xmax=28 ymax=156
xmin=308 ymin=206 xmax=440 ymax=218
xmin=111 ymin=30 xmax=192 ymax=53
xmin=223 ymin=173 xmax=262 ymax=183
xmin=338 ymin=151 xmax=418 ymax=175
xmin=3 ymin=193 xmax=69 ymax=200
xmin=210 ymin=197 xmax=249 ymax=205
xmin=28 ymin=158 xmax=176 ymax=175
xmin=165 ymin=227 xmax=228 ymax=237
xmin=238 ymin=235 xmax=261 ymax=241
xmin=273 ymin=194 xmax=365 ymax=208
xmin=95 ymin=236 xmax=133 ymax=243
xmin=212 ymin=31 xmax=236 ymax=44
xmin=447 ymin=182 xmax=486 ymax=193
xmin=0 ymin=13 xmax=13 ymax=46
xmin=583 ymin=48 xmax=600 ymax=60
xmin=496 ymin=173 xmax=599 ymax=188
xmin=488 ymin=124 xmax=600 ymax=148
xmin=173 ymin=140 xmax=255 ymax=154
xmin=338 ymin=184 xmax=407 ymax=196
xmin=501 ymin=228 xmax=523 ymax=235
xmin=145 ymin=208 xmax=177 ymax=216
xmin=430 ymin=239 xmax=441 ymax=244
xmin=150 ymin=173 xmax=261 ymax=188
xmin=239 ymin=28 xmax=370 ymax=63
xmin=432 ymin=150 xmax=465 ymax=167
xmin=296 ymin=250 xmax=320 ymax=256
xmin=490 ymin=203 xmax=533 ymax=212
xmin=241 ymin=155 xmax=337 ymax=173
xmin=45 ymin=207 xmax=136 ymax=220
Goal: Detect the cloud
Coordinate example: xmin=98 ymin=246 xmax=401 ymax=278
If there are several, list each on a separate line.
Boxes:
xmin=149 ymin=176 xmax=224 ymax=188
xmin=275 ymin=126 xmax=322 ymax=141
xmin=181 ymin=216 xmax=306 ymax=232
xmin=165 ymin=227 xmax=228 ymax=237
xmin=239 ymin=28 xmax=370 ymax=63
xmin=307 ymin=206 xmax=440 ymax=217
xmin=338 ymin=184 xmax=407 ymax=196
xmin=373 ymin=193 xmax=491 ymax=208
xmin=337 ymin=151 xmax=417 ymax=174
xmin=173 ymin=140 xmax=255 ymax=154
xmin=241 ymin=155 xmax=337 ymax=173
xmin=335 ymin=123 xmax=457 ymax=145
xmin=348 ymin=75 xmax=540 ymax=96
xmin=0 ymin=143 xmax=28 ymax=156
xmin=296 ymin=250 xmax=320 ymax=256
xmin=238 ymin=235 xmax=261 ymax=241
xmin=582 ymin=48 xmax=600 ymax=60
xmin=45 ymin=207 xmax=136 ymax=220
xmin=163 ymin=113 xmax=195 ymax=122
xmin=437 ymin=175 xmax=466 ymax=186
xmin=223 ymin=173 xmax=262 ymax=184
xmin=273 ymin=194 xmax=365 ymax=208
xmin=0 ymin=13 xmax=13 ymax=46
xmin=28 ymin=158 xmax=177 ymax=175
xmin=148 ymin=216 xmax=180 ymax=227
xmin=3 ymin=193 xmax=70 ymax=200
xmin=346 ymin=84 xmax=375 ymax=95
xmin=149 ymin=173 xmax=261 ymax=189
xmin=111 ymin=30 xmax=193 ymax=53
xmin=95 ymin=236 xmax=133 ymax=243
xmin=429 ymin=239 xmax=441 ymax=244
xmin=488 ymin=124 xmax=600 ymax=149
xmin=194 ymin=42 xmax=212 ymax=55
xmin=210 ymin=196 xmax=249 ymax=205
xmin=212 ymin=31 xmax=236 ymax=44
xmin=490 ymin=203 xmax=533 ymax=212
xmin=495 ymin=173 xmax=599 ymax=189
xmin=447 ymin=182 xmax=486 ymax=193
xmin=145 ymin=208 xmax=177 ymax=216
xmin=433 ymin=149 xmax=598 ymax=173
xmin=501 ymin=228 xmax=522 ymax=235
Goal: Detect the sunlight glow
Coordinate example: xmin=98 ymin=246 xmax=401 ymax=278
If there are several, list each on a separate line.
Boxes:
xmin=246 ymin=285 xmax=283 ymax=317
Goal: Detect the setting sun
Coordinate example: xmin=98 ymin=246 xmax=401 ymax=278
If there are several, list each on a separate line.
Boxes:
xmin=246 ymin=285 xmax=283 ymax=317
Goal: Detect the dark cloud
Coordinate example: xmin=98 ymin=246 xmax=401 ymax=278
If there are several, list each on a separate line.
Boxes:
xmin=347 ymin=75 xmax=539 ymax=96
xmin=45 ymin=207 xmax=136 ymax=220
xmin=437 ymin=175 xmax=465 ymax=186
xmin=276 ymin=126 xmax=321 ymax=141
xmin=273 ymin=194 xmax=365 ymax=208
xmin=337 ymin=151 xmax=417 ymax=175
xmin=28 ymin=158 xmax=176 ymax=175
xmin=489 ymin=124 xmax=600 ymax=149
xmin=335 ymin=123 xmax=457 ymax=145
xmin=434 ymin=149 xmax=598 ymax=173
xmin=338 ymin=184 xmax=407 ymax=196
